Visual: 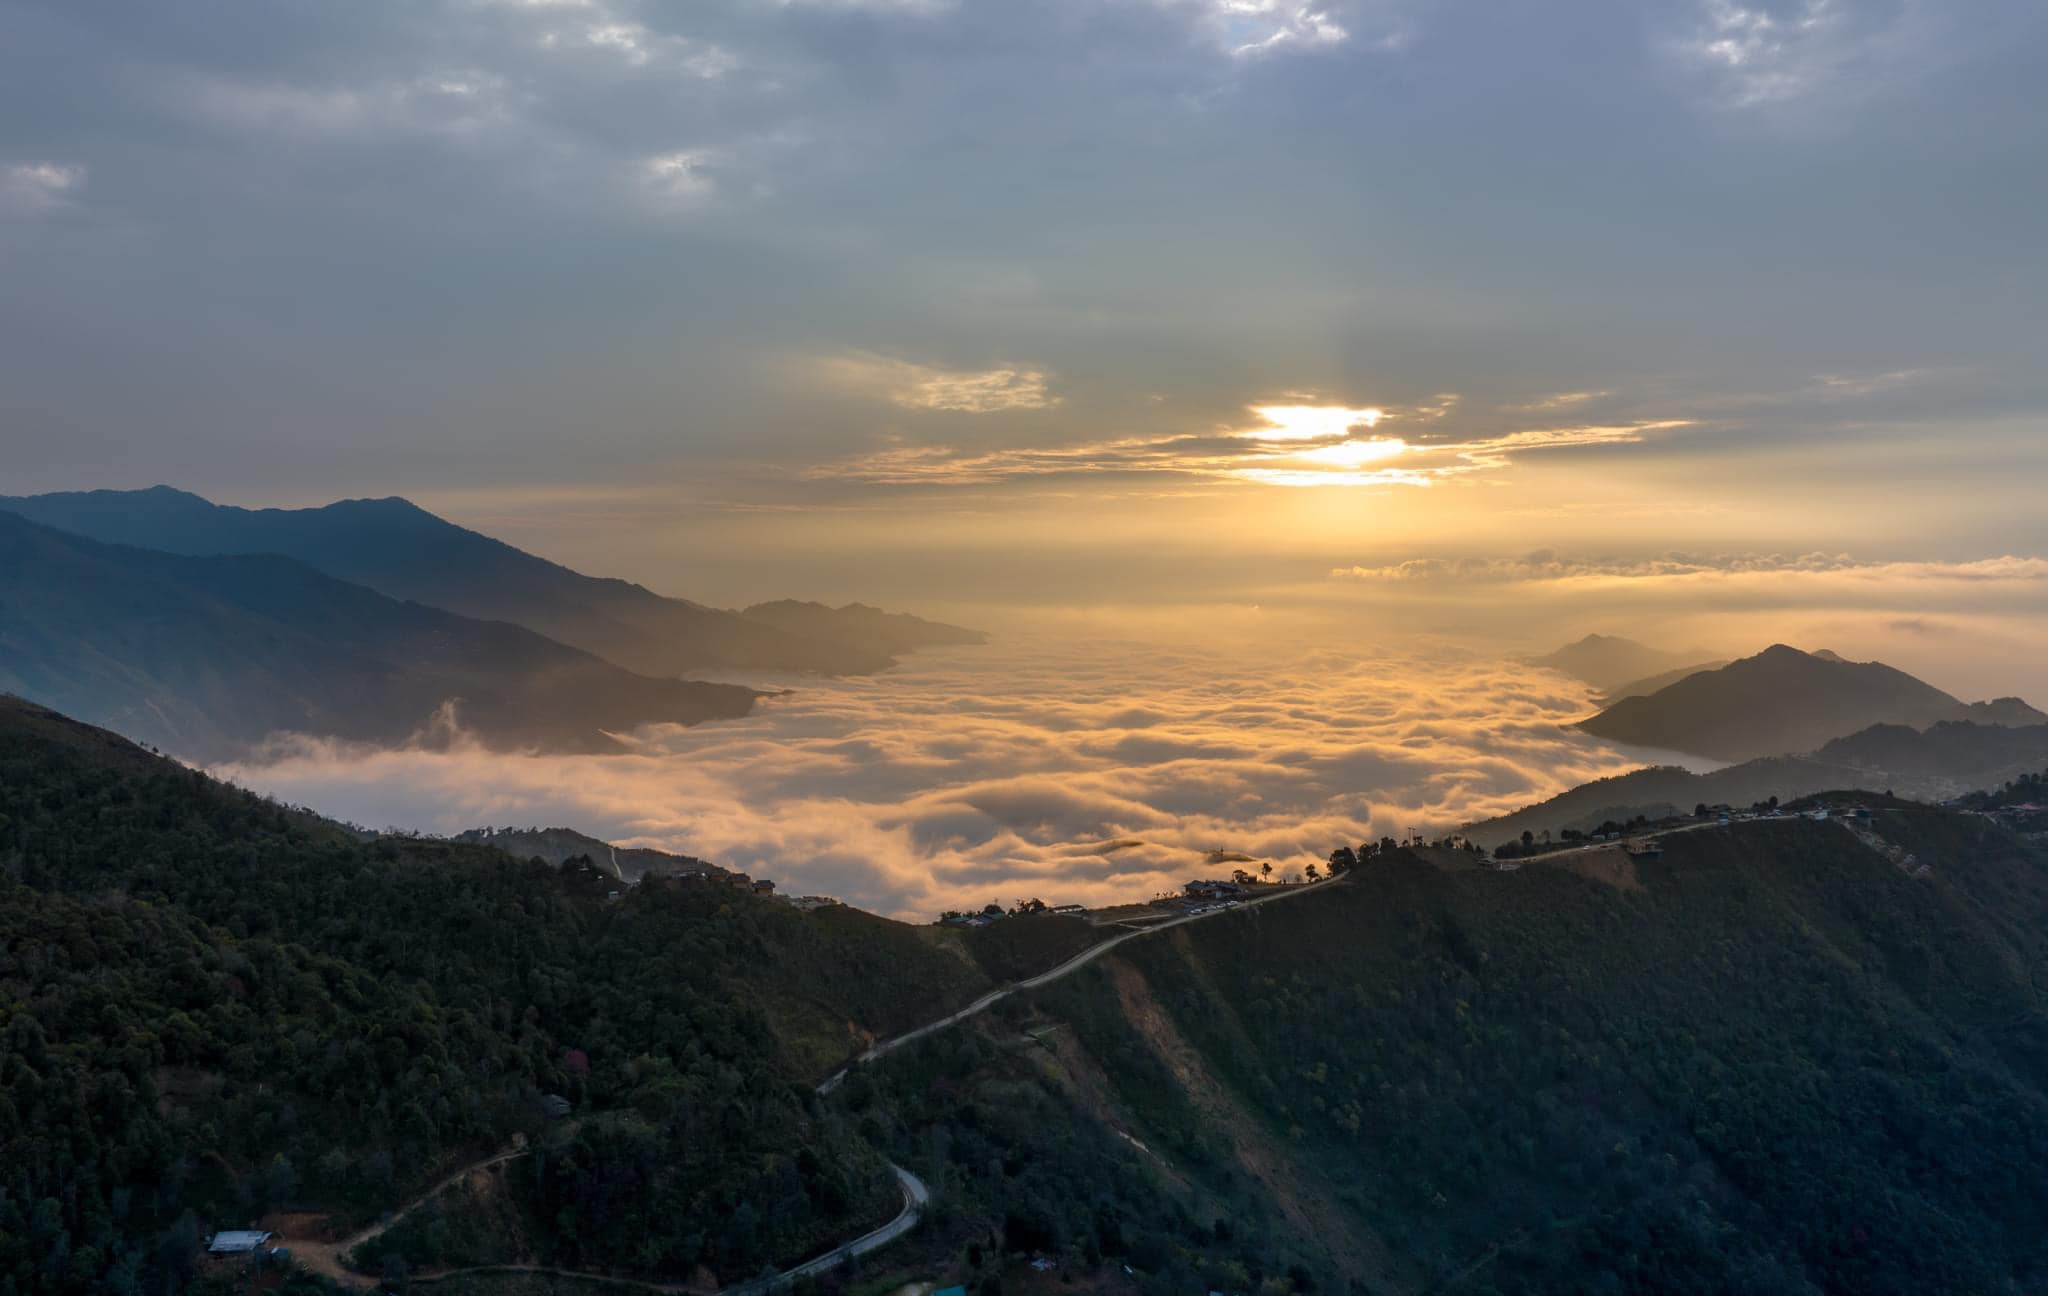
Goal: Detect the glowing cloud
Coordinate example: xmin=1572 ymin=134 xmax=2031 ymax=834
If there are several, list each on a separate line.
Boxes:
xmin=819 ymin=352 xmax=1060 ymax=413
xmin=1241 ymin=403 xmax=1386 ymax=441
xmin=212 ymin=634 xmax=1655 ymax=919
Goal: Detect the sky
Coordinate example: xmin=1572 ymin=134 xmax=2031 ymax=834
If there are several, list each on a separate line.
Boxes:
xmin=3 ymin=0 xmax=2046 ymax=619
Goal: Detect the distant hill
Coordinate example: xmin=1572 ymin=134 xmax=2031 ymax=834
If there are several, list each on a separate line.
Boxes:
xmin=1466 ymin=718 xmax=2048 ymax=847
xmin=1577 ymin=643 xmax=2046 ymax=761
xmin=0 ymin=486 xmax=980 ymax=677
xmin=0 ymin=511 xmax=758 ymax=759
xmin=452 ymin=825 xmax=734 ymax=884
xmin=741 ymin=599 xmax=985 ymax=658
xmin=1532 ymin=633 xmax=1719 ymax=692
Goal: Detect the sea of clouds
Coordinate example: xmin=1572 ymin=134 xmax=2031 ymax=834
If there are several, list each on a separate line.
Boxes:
xmin=214 ymin=631 xmax=1670 ymax=919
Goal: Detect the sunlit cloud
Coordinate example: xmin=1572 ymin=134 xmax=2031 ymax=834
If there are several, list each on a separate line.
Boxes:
xmin=212 ymin=635 xmax=1653 ymax=918
xmin=1239 ymin=403 xmax=1385 ymax=441
xmin=818 ymin=352 xmax=1060 ymax=413
xmin=1332 ymin=551 xmax=2048 ymax=587
xmin=811 ymin=406 xmax=1692 ymax=490
xmin=1517 ymin=390 xmax=1610 ymax=412
xmin=1812 ymin=368 xmax=1935 ymax=397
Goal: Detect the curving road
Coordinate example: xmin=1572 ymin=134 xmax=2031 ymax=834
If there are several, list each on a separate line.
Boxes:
xmin=295 ymin=879 xmax=1338 ymax=1293
xmin=403 ymin=1164 xmax=930 ymax=1296
xmin=819 ymin=874 xmax=1341 ymax=1093
xmin=717 ymin=1165 xmax=930 ymax=1296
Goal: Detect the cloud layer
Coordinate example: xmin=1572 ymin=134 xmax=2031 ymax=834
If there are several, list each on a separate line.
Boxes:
xmin=215 ymin=633 xmax=1660 ymax=919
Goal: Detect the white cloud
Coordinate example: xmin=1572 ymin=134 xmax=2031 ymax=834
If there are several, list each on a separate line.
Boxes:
xmin=1676 ymin=0 xmax=1928 ymax=108
xmin=0 ymin=162 xmax=86 ymax=214
xmin=1160 ymin=0 xmax=1420 ymax=57
xmin=641 ymin=150 xmax=718 ymax=205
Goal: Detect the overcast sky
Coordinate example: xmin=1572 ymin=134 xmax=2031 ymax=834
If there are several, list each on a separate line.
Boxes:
xmin=4 ymin=0 xmax=2046 ymax=615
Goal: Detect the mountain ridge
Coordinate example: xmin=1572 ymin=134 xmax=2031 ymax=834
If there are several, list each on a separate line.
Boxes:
xmin=0 ymin=486 xmax=981 ymax=678
xmin=0 ymin=511 xmax=760 ymax=760
xmin=1576 ymin=643 xmax=2045 ymax=761
xmin=1466 ymin=716 xmax=2048 ymax=846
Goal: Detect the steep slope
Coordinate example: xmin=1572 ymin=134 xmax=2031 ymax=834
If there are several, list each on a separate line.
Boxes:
xmin=0 ymin=486 xmax=924 ymax=676
xmin=1531 ymin=634 xmax=1719 ymax=692
xmin=1577 ymin=643 xmax=2045 ymax=760
xmin=0 ymin=696 xmax=992 ymax=1293
xmin=0 ymin=511 xmax=757 ymax=759
xmin=867 ymin=814 xmax=2048 ymax=1294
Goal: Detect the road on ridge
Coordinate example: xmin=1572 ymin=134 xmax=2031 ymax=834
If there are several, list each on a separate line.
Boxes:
xmin=819 ymin=873 xmax=1342 ymax=1093
xmin=287 ymin=876 xmax=1344 ymax=1292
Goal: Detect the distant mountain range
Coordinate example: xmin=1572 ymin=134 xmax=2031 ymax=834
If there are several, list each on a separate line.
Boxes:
xmin=0 ymin=486 xmax=982 ymax=679
xmin=1532 ymin=633 xmax=1721 ymax=693
xmin=0 ymin=512 xmax=759 ymax=759
xmin=1576 ymin=643 xmax=2045 ymax=762
xmin=1465 ymin=718 xmax=2048 ymax=847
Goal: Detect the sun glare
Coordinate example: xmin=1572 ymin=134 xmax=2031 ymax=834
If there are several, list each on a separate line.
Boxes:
xmin=1292 ymin=437 xmax=1408 ymax=467
xmin=1244 ymin=403 xmax=1386 ymax=441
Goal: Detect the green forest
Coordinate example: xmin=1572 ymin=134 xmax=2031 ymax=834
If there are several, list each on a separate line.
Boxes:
xmin=1082 ymin=814 xmax=2048 ymax=1293
xmin=0 ymin=697 xmax=990 ymax=1296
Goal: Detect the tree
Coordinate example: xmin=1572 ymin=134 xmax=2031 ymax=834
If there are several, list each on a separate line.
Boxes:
xmin=1521 ymin=830 xmax=1535 ymax=850
xmin=1305 ymin=863 xmax=1320 ymax=882
xmin=1260 ymin=862 xmax=1273 ymax=882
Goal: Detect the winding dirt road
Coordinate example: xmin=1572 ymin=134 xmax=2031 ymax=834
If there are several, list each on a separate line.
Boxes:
xmin=278 ymin=1140 xmax=530 ymax=1285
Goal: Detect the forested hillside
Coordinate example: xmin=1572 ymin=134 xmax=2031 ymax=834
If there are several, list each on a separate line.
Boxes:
xmin=0 ymin=697 xmax=989 ymax=1295
xmin=865 ymin=811 xmax=2048 ymax=1294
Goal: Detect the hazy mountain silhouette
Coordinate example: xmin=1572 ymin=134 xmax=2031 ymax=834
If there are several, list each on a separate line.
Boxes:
xmin=1577 ymin=644 xmax=2047 ymax=762
xmin=741 ymin=599 xmax=986 ymax=658
xmin=0 ymin=487 xmax=979 ymax=677
xmin=1466 ymin=718 xmax=2048 ymax=847
xmin=1532 ymin=633 xmax=1720 ymax=692
xmin=0 ymin=511 xmax=757 ymax=760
